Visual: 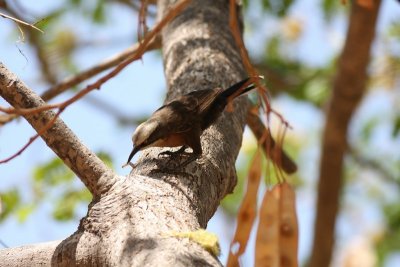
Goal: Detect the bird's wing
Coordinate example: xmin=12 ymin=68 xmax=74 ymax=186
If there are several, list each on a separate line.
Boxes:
xmin=146 ymin=89 xmax=220 ymax=144
xmin=185 ymin=89 xmax=223 ymax=114
xmin=150 ymin=98 xmax=200 ymax=136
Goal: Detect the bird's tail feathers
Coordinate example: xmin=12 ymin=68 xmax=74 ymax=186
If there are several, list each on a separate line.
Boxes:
xmin=220 ymin=76 xmax=262 ymax=99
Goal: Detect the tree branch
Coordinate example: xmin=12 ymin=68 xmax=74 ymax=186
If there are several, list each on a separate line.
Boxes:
xmin=309 ymin=1 xmax=382 ymax=267
xmin=0 ymin=5 xmax=58 ymax=85
xmin=0 ymin=62 xmax=114 ymax=197
xmin=40 ymin=36 xmax=161 ymax=101
xmin=349 ymin=146 xmax=400 ymax=186
xmin=0 ymin=36 xmax=161 ymax=125
xmin=0 ymin=0 xmax=264 ymax=265
xmin=0 ymin=241 xmax=60 ymax=267
xmin=0 ymin=11 xmax=43 ymax=33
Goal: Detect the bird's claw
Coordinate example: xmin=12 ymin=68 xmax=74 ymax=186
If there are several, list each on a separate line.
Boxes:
xmin=122 ymin=162 xmax=136 ymax=169
xmin=157 ymin=150 xmax=199 ymax=170
xmin=158 ymin=146 xmax=188 ymax=159
xmin=158 ymin=150 xmax=177 ymax=158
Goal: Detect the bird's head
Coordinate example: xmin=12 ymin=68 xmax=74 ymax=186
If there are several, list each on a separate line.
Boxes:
xmin=132 ymin=119 xmax=158 ymax=147
xmin=126 ymin=119 xmax=159 ymax=164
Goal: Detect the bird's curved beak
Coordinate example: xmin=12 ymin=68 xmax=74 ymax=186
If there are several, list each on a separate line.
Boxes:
xmin=126 ymin=146 xmax=140 ymax=165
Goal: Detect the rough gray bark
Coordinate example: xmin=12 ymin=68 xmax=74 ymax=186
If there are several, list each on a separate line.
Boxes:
xmin=1 ymin=241 xmax=60 ymax=266
xmin=0 ymin=0 xmax=248 ymax=266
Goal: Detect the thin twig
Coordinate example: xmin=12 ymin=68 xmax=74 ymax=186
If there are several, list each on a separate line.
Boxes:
xmin=0 ymin=103 xmax=59 ymax=115
xmin=138 ymin=0 xmax=150 ymax=42
xmin=228 ymin=0 xmax=293 ymax=175
xmin=246 ymin=109 xmax=297 ymax=175
xmin=228 ymin=0 xmax=289 ymax=124
xmin=0 ymin=36 xmax=161 ymax=125
xmin=0 ymin=0 xmax=190 ymax=163
xmin=0 ymin=109 xmax=62 ymax=164
xmin=0 ymin=0 xmax=187 ymax=117
xmin=40 ymin=35 xmax=161 ymax=101
xmin=0 ymin=11 xmax=43 ymax=33
xmin=3 ymin=5 xmax=58 ymax=85
xmin=349 ymin=146 xmax=399 ymax=185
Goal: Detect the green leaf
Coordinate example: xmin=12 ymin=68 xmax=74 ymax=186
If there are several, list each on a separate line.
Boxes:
xmin=16 ymin=204 xmax=36 ymax=223
xmin=261 ymin=0 xmax=272 ymax=12
xmin=33 ymin=157 xmax=74 ymax=186
xmin=360 ymin=117 xmax=379 ymax=143
xmin=392 ymin=116 xmax=400 ymax=137
xmin=279 ymin=0 xmax=294 ymax=17
xmin=388 ymin=21 xmax=400 ymax=40
xmin=0 ymin=189 xmax=21 ymax=221
xmin=30 ymin=152 xmax=111 ymax=222
xmin=53 ymin=202 xmax=74 ymax=221
xmin=376 ymin=202 xmax=400 ymax=264
xmin=221 ymin=172 xmax=246 ymax=216
xmin=92 ymin=0 xmax=106 ymax=24
xmin=52 ymin=188 xmax=91 ymax=221
xmin=266 ymin=36 xmax=281 ymax=61
xmin=321 ymin=0 xmax=345 ymax=22
xmin=97 ymin=151 xmax=114 ymax=168
xmin=70 ymin=0 xmax=82 ymax=6
xmin=221 ymin=149 xmax=254 ymax=215
xmin=384 ymin=203 xmax=400 ymax=230
xmin=304 ymin=78 xmax=329 ymax=106
xmin=34 ymin=9 xmax=66 ymax=31
xmin=261 ymin=0 xmax=294 ymax=16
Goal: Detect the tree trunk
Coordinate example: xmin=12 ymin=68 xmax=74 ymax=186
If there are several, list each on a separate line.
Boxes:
xmin=309 ymin=1 xmax=381 ymax=267
xmin=0 ymin=0 xmax=249 ymax=266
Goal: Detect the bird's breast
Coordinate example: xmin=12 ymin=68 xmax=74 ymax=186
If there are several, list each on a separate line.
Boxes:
xmin=151 ymin=133 xmax=186 ymax=148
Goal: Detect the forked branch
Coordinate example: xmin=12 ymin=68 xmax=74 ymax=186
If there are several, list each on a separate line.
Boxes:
xmin=0 ymin=62 xmax=114 ymax=197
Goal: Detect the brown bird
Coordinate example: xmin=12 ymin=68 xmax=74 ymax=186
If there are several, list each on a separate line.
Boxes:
xmin=125 ymin=77 xmax=260 ymax=167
